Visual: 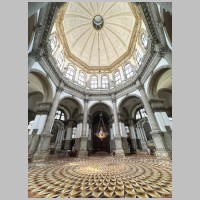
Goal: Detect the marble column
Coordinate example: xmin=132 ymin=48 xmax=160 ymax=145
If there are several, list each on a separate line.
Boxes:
xmin=55 ymin=123 xmax=65 ymax=153
xmin=77 ymin=95 xmax=89 ymax=158
xmin=87 ymin=123 xmax=92 ymax=151
xmin=150 ymin=99 xmax=172 ymax=151
xmin=119 ymin=121 xmax=130 ymax=154
xmin=28 ymin=102 xmax=51 ymax=158
xmin=128 ymin=119 xmax=138 ymax=153
xmin=136 ymin=80 xmax=170 ymax=158
xmin=64 ymin=120 xmax=74 ymax=151
xmin=112 ymin=94 xmax=125 ymax=156
xmin=74 ymin=122 xmax=82 ymax=152
xmin=28 ymin=2 xmax=47 ymax=17
xmin=33 ymin=86 xmax=62 ymax=162
xmin=109 ymin=126 xmax=116 ymax=152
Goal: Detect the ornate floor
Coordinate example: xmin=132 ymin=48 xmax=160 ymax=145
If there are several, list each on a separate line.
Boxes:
xmin=28 ymin=154 xmax=172 ymax=198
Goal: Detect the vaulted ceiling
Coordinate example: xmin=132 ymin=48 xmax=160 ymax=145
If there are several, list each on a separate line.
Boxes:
xmin=55 ymin=2 xmax=142 ymax=71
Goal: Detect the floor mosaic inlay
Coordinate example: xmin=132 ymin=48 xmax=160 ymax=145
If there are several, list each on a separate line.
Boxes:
xmin=28 ymin=155 xmax=172 ymax=198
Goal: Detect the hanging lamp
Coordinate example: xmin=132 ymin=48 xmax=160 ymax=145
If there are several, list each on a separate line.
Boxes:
xmin=95 ymin=93 xmax=109 ymax=141
xmin=95 ymin=32 xmax=108 ymax=141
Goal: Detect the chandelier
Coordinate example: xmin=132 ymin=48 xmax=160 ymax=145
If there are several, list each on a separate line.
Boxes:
xmin=95 ymin=112 xmax=108 ymax=141
xmin=95 ymin=32 xmax=109 ymax=141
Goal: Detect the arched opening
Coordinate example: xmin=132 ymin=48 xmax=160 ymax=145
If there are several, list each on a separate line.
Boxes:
xmin=56 ymin=97 xmax=83 ymax=156
xmin=118 ymin=95 xmax=154 ymax=154
xmin=89 ymin=103 xmax=113 ymax=156
xmin=148 ymin=67 xmax=172 ymax=117
xmin=92 ymin=111 xmax=110 ymax=154
xmin=28 ymin=71 xmax=53 ymax=126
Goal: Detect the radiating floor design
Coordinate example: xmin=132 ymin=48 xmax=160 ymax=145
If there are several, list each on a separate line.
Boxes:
xmin=28 ymin=154 xmax=172 ymax=198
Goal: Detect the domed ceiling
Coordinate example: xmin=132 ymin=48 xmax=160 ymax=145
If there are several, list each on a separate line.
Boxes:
xmin=55 ymin=2 xmax=141 ymax=71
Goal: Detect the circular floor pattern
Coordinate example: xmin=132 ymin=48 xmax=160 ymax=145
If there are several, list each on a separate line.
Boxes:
xmin=28 ymin=156 xmax=172 ymax=198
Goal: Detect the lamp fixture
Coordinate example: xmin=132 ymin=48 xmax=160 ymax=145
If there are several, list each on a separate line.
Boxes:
xmin=94 ymin=35 xmax=108 ymax=141
xmin=95 ymin=104 xmax=109 ymax=141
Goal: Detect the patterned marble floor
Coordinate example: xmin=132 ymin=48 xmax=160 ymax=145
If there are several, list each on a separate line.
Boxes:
xmin=28 ymin=154 xmax=172 ymax=198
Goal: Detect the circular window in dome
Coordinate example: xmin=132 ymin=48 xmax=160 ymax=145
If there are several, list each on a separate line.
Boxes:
xmin=93 ymin=15 xmax=104 ymax=30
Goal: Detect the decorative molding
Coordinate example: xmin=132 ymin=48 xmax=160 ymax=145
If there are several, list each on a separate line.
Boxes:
xmin=56 ymin=86 xmax=63 ymax=92
xmin=29 ymin=48 xmax=43 ymax=61
xmin=55 ymin=3 xmax=142 ymax=72
xmin=36 ymin=102 xmax=52 ymax=115
xmin=154 ymin=44 xmax=170 ymax=57
xmin=28 ymin=2 xmax=171 ymax=103
xmin=136 ymin=79 xmax=143 ymax=90
xmin=149 ymin=99 xmax=165 ymax=112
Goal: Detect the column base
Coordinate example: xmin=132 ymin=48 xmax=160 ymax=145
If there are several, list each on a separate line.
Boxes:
xmin=64 ymin=139 xmax=71 ymax=151
xmin=77 ymin=150 xmax=88 ymax=158
xmin=121 ymin=137 xmax=130 ymax=154
xmin=32 ymin=150 xmax=49 ymax=163
xmin=155 ymin=148 xmax=172 ymax=160
xmin=114 ymin=136 xmax=125 ymax=156
xmin=32 ymin=133 xmax=53 ymax=162
xmin=114 ymin=149 xmax=125 ymax=157
xmin=76 ymin=136 xmax=88 ymax=158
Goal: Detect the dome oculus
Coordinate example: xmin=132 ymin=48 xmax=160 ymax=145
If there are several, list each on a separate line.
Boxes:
xmin=93 ymin=15 xmax=103 ymax=30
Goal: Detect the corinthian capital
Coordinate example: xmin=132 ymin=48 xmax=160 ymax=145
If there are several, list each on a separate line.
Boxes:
xmin=149 ymin=99 xmax=165 ymax=112
xmin=154 ymin=44 xmax=169 ymax=57
xmin=36 ymin=102 xmax=52 ymax=115
xmin=136 ymin=80 xmax=143 ymax=90
xmin=29 ymin=48 xmax=43 ymax=61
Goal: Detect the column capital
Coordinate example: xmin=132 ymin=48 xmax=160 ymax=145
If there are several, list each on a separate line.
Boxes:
xmin=36 ymin=102 xmax=52 ymax=115
xmin=29 ymin=48 xmax=43 ymax=62
xmin=149 ymin=99 xmax=165 ymax=112
xmin=154 ymin=44 xmax=170 ymax=57
xmin=34 ymin=23 xmax=43 ymax=32
xmin=84 ymin=98 xmax=89 ymax=103
xmin=127 ymin=118 xmax=135 ymax=126
xmin=66 ymin=119 xmax=75 ymax=127
xmin=111 ymin=94 xmax=116 ymax=102
xmin=75 ymin=113 xmax=84 ymax=124
xmin=56 ymin=86 xmax=63 ymax=92
xmin=84 ymin=94 xmax=89 ymax=102
xmin=136 ymin=80 xmax=143 ymax=90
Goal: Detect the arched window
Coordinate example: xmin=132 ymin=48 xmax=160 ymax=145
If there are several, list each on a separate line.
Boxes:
xmin=65 ymin=65 xmax=74 ymax=80
xmin=114 ymin=71 xmax=121 ymax=85
xmin=78 ymin=72 xmax=85 ymax=86
xmin=101 ymin=75 xmax=109 ymax=88
xmin=57 ymin=51 xmax=64 ymax=68
xmin=124 ymin=63 xmax=134 ymax=78
xmin=91 ymin=76 xmax=98 ymax=88
xmin=141 ymin=32 xmax=148 ymax=48
xmin=54 ymin=110 xmax=65 ymax=121
xmin=135 ymin=107 xmax=147 ymax=120
xmin=49 ymin=35 xmax=57 ymax=52
xmin=135 ymin=50 xmax=143 ymax=66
